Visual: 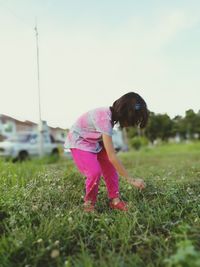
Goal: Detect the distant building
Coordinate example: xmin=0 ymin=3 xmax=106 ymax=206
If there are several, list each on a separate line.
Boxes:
xmin=0 ymin=114 xmax=37 ymax=138
xmin=0 ymin=114 xmax=67 ymax=143
xmin=49 ymin=126 xmax=68 ymax=143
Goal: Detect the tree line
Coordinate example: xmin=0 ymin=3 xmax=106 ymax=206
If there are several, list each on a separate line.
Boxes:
xmin=126 ymin=109 xmax=200 ymax=148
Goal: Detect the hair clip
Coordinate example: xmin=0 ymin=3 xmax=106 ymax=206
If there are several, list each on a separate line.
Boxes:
xmin=135 ymin=103 xmax=142 ymax=110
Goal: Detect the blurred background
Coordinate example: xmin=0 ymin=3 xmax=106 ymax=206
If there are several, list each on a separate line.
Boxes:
xmin=0 ymin=0 xmax=200 ymax=159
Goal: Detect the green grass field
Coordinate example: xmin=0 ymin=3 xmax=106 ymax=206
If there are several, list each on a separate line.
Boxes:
xmin=0 ymin=143 xmax=200 ymax=267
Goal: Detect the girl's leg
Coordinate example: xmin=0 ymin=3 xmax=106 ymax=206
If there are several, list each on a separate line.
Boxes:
xmin=97 ymin=149 xmax=120 ymax=200
xmin=71 ymin=149 xmax=102 ymax=204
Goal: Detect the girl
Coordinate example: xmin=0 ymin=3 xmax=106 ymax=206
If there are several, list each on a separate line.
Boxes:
xmin=64 ymin=92 xmax=149 ymax=212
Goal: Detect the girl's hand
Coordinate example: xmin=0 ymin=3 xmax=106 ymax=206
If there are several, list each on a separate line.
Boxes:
xmin=128 ymin=178 xmax=146 ymax=190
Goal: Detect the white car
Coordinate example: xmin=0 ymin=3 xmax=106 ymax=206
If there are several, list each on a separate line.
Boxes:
xmin=0 ymin=132 xmax=60 ymax=162
xmin=112 ymin=129 xmax=128 ymax=152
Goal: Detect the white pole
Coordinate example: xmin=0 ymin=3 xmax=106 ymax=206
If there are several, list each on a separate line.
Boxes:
xmin=34 ymin=22 xmax=43 ymax=157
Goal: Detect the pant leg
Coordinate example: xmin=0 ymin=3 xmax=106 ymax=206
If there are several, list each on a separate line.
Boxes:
xmin=97 ymin=149 xmax=120 ymax=199
xmin=71 ymin=149 xmax=102 ymax=204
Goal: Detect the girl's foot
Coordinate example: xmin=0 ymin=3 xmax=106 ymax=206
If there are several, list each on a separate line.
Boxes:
xmin=83 ymin=201 xmax=95 ymax=212
xmin=110 ymin=200 xmax=128 ymax=211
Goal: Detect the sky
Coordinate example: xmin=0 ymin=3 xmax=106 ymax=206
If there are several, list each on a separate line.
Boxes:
xmin=0 ymin=0 xmax=200 ymax=129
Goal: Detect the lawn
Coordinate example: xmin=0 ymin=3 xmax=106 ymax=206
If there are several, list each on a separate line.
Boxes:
xmin=0 ymin=142 xmax=200 ymax=267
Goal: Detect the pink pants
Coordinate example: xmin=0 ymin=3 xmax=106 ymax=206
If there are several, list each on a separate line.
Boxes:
xmin=71 ymin=148 xmax=119 ymax=204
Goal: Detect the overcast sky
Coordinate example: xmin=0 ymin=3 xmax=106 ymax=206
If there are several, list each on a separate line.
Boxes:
xmin=0 ymin=0 xmax=200 ymax=129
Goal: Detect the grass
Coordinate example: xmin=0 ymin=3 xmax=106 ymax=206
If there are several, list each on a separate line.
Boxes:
xmin=0 ymin=142 xmax=200 ymax=267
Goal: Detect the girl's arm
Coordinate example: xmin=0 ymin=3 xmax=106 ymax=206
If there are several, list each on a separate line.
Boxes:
xmin=102 ymin=134 xmax=145 ymax=189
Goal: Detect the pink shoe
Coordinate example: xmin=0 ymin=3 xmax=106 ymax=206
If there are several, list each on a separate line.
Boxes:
xmin=83 ymin=201 xmax=95 ymax=212
xmin=110 ymin=201 xmax=128 ymax=211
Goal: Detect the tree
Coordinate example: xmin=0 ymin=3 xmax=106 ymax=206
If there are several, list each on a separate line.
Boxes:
xmin=146 ymin=113 xmax=173 ymax=142
xmin=183 ymin=109 xmax=200 ymax=139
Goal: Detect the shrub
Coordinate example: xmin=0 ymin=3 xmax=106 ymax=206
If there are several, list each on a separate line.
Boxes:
xmin=130 ymin=136 xmax=148 ymax=150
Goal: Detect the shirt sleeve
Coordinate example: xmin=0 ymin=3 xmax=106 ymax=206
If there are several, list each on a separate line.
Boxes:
xmin=91 ymin=109 xmax=113 ymax=136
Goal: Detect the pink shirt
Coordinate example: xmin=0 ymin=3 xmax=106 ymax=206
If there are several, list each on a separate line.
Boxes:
xmin=64 ymin=107 xmax=113 ymax=153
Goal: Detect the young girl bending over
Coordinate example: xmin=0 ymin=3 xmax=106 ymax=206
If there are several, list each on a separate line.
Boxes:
xmin=64 ymin=92 xmax=149 ymax=212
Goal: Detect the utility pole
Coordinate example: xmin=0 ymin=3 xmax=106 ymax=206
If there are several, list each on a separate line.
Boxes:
xmin=34 ymin=21 xmax=43 ymax=157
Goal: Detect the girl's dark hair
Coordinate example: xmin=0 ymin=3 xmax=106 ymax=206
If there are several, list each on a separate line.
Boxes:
xmin=110 ymin=92 xmax=149 ymax=128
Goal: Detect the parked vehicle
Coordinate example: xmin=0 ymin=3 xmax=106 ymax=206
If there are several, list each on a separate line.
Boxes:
xmin=112 ymin=129 xmax=128 ymax=152
xmin=0 ymin=132 xmax=60 ymax=162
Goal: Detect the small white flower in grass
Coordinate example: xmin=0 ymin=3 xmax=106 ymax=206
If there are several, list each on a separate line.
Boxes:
xmin=104 ymin=235 xmax=108 ymax=240
xmin=54 ymin=240 xmax=60 ymax=246
xmin=37 ymin=238 xmax=43 ymax=243
xmin=128 ymin=186 xmax=132 ymax=190
xmin=68 ymin=217 xmax=73 ymax=223
xmin=32 ymin=205 xmax=38 ymax=211
xmin=194 ymin=218 xmax=198 ymax=223
xmin=65 ymin=261 xmax=70 ymax=267
xmin=50 ymin=249 xmax=60 ymax=258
